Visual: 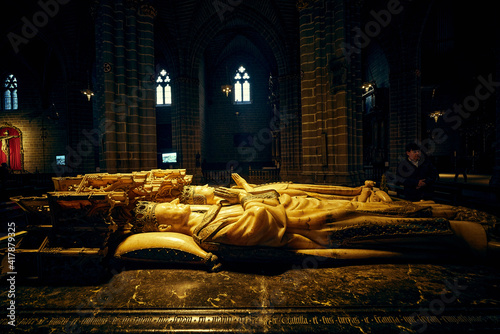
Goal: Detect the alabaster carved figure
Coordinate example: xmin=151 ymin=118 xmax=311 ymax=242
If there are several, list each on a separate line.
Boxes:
xmin=9 ymin=169 xmax=500 ymax=279
xmin=179 ymin=178 xmax=383 ymax=205
xmin=116 ymin=174 xmax=499 ymax=269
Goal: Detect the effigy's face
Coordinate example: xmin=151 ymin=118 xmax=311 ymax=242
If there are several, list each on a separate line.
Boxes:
xmin=154 ymin=201 xmax=192 ymax=232
xmin=134 ymin=200 xmax=192 ymax=233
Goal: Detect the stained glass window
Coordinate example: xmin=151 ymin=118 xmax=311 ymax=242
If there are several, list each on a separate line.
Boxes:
xmin=4 ymin=74 xmax=18 ymax=110
xmin=234 ymin=66 xmax=251 ymax=104
xmin=156 ymin=69 xmax=172 ymax=106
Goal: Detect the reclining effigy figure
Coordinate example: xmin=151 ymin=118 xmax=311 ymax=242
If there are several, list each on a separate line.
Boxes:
xmin=9 ymin=170 xmax=500 ymax=281
xmin=178 ymin=177 xmax=382 ymax=205
xmin=14 ymin=168 xmax=372 ymax=234
xmin=114 ymin=173 xmax=499 ymax=271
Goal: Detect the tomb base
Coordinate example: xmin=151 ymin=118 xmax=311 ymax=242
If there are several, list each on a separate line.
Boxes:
xmin=2 ymin=262 xmax=500 ymax=333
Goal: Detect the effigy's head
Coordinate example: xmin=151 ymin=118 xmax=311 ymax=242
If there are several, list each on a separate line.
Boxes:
xmin=180 ymin=185 xmax=215 ymax=204
xmin=134 ymin=199 xmax=191 ymax=233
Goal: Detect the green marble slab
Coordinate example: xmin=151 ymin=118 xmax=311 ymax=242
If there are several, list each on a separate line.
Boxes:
xmin=1 ymin=262 xmax=500 ymax=333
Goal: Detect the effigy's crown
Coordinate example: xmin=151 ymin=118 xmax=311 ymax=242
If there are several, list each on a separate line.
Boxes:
xmin=133 ymin=201 xmax=158 ymax=233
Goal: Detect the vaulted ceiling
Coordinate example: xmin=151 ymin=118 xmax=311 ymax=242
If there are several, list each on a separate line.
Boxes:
xmin=153 ymin=0 xmax=300 ymax=77
xmin=3 ymin=0 xmax=497 ymax=92
xmin=1 ymin=0 xmax=300 ymax=84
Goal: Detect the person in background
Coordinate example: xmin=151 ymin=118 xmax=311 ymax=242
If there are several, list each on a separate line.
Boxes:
xmin=397 ymin=142 xmax=438 ymax=201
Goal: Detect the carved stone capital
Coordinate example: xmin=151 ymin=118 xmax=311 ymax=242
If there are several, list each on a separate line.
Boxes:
xmin=296 ymin=0 xmax=317 ymax=11
xmin=125 ymin=0 xmax=140 ymax=10
xmin=124 ymin=0 xmax=157 ymax=18
xmin=140 ymin=4 xmax=157 ymax=18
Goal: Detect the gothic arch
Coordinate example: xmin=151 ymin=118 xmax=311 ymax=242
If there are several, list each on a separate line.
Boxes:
xmin=186 ymin=5 xmax=291 ymax=79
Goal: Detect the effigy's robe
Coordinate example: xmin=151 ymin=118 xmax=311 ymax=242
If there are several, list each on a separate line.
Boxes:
xmin=10 ymin=168 xmax=499 ymax=279
xmin=192 ymin=192 xmax=461 ymax=252
xmin=117 ymin=189 xmax=498 ymax=271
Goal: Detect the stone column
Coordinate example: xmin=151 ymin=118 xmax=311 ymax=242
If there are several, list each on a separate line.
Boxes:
xmin=299 ymin=0 xmax=363 ymax=186
xmin=388 ymin=69 xmax=421 ymax=171
xmin=171 ymin=76 xmax=201 ymax=177
xmin=136 ymin=2 xmax=157 ymax=171
xmin=278 ymin=73 xmax=302 ymax=182
xmin=94 ymin=0 xmax=157 ymax=173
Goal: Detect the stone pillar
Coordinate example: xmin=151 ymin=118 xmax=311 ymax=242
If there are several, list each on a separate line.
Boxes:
xmin=94 ymin=0 xmax=157 ymax=173
xmin=388 ymin=69 xmax=421 ymax=170
xmin=171 ymin=76 xmax=201 ymax=177
xmin=299 ymin=0 xmax=363 ymax=186
xmin=278 ymin=73 xmax=302 ymax=182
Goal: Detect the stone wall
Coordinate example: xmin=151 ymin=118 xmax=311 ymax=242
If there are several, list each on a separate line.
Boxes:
xmin=0 ymin=45 xmax=92 ymax=175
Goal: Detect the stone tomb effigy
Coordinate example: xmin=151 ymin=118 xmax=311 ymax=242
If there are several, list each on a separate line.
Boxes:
xmin=2 ymin=170 xmax=500 ymax=333
xmin=8 ymin=169 xmax=193 ymax=283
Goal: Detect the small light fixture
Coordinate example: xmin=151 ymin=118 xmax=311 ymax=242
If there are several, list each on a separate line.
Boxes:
xmin=429 ymin=110 xmax=445 ymax=122
xmin=221 ymin=84 xmax=232 ymax=97
xmin=82 ymin=71 xmax=94 ymax=101
xmin=81 ymin=88 xmax=94 ymax=101
xmin=361 ymin=81 xmax=375 ymax=92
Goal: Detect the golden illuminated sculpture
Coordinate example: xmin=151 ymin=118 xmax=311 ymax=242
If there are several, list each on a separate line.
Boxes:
xmin=115 ymin=173 xmax=499 ymax=270
xmin=14 ymin=169 xmax=193 ymax=231
xmin=10 ymin=169 xmax=499 ymax=279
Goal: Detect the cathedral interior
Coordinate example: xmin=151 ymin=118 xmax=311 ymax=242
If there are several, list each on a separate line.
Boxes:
xmin=1 ymin=0 xmax=500 ymax=333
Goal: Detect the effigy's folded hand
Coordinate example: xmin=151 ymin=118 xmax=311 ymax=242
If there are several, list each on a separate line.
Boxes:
xmin=232 ymin=173 xmax=255 ymax=192
xmin=214 ymin=187 xmax=241 ymax=205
